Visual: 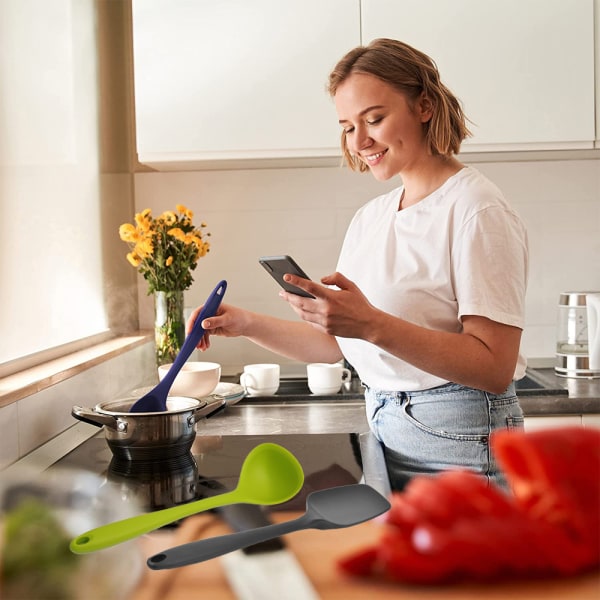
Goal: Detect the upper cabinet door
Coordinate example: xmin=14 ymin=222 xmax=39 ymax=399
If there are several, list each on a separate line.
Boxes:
xmin=132 ymin=0 xmax=360 ymax=169
xmin=361 ymin=0 xmax=596 ymax=151
xmin=596 ymin=0 xmax=600 ymax=147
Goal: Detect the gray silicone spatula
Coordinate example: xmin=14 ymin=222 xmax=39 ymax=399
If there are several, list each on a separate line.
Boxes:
xmin=147 ymin=483 xmax=391 ymax=570
xmin=129 ymin=280 xmax=227 ymax=413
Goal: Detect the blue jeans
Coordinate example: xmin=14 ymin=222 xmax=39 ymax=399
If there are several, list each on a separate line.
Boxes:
xmin=365 ymin=381 xmax=524 ymax=491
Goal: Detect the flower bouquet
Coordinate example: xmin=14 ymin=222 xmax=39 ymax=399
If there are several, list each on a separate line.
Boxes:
xmin=119 ymin=204 xmax=210 ymax=366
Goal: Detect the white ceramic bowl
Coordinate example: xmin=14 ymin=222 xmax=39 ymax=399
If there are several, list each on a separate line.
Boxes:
xmin=158 ymin=361 xmax=221 ymax=398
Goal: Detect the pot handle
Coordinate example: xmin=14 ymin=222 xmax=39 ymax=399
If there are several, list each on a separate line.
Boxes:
xmin=191 ymin=396 xmax=227 ymax=423
xmin=71 ymin=406 xmax=119 ymax=430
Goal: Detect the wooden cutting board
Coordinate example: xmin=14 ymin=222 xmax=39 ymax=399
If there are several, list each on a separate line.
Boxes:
xmin=131 ymin=512 xmax=600 ymax=600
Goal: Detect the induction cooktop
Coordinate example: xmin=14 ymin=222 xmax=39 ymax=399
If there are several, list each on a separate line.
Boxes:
xmin=50 ymin=432 xmax=365 ymax=514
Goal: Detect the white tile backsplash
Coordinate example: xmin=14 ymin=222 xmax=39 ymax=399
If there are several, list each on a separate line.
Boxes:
xmin=135 ymin=158 xmax=600 ymax=373
xmin=1 ymin=342 xmax=155 ymax=464
xmin=0 ymin=403 xmax=19 ymax=469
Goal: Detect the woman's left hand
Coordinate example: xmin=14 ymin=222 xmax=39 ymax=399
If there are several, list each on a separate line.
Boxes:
xmin=280 ymin=271 xmax=378 ymax=339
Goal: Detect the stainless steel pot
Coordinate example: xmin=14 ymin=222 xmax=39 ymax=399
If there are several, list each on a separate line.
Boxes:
xmin=71 ymin=396 xmax=226 ymax=460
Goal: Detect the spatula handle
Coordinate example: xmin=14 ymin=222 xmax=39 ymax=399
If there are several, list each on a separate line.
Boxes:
xmin=185 ymin=279 xmax=227 ymax=351
xmin=147 ymin=515 xmax=310 ymax=570
xmin=160 ymin=280 xmax=227 ymax=389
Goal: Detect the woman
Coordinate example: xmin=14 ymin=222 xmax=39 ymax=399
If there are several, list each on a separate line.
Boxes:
xmin=190 ymin=38 xmax=528 ymax=490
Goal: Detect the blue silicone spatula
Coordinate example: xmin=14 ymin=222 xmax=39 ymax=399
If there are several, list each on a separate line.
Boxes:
xmin=129 ymin=280 xmax=227 ymax=413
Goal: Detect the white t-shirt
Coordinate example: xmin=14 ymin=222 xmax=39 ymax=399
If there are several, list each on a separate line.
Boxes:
xmin=336 ymin=166 xmax=528 ymax=391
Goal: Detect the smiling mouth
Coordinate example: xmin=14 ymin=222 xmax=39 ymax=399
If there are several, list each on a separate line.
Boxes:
xmin=363 ymin=150 xmax=387 ymax=164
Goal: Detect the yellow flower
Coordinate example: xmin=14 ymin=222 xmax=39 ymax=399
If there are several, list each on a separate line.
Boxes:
xmin=189 ymin=234 xmax=204 ymax=247
xmin=126 ymin=251 xmax=141 ymax=267
xmin=176 ymin=204 xmax=194 ymax=221
xmin=135 ymin=238 xmax=154 ymax=258
xmin=161 ymin=211 xmax=177 ymax=225
xmin=119 ymin=223 xmax=138 ymax=243
xmin=196 ymin=242 xmax=210 ymax=259
xmin=167 ymin=227 xmax=187 ymax=242
xmin=135 ymin=209 xmax=152 ymax=232
xmin=119 ymin=204 xmax=210 ymax=294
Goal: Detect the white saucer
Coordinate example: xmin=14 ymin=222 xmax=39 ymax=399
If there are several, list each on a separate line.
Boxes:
xmin=213 ymin=382 xmax=246 ymax=405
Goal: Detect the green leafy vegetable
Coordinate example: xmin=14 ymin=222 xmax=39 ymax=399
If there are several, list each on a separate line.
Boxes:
xmin=2 ymin=498 xmax=78 ymax=599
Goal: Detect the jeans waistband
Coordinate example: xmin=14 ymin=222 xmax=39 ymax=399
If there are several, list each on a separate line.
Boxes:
xmin=364 ymin=380 xmax=516 ymax=399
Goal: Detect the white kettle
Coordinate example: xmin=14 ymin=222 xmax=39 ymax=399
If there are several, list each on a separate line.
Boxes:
xmin=555 ymin=291 xmax=600 ymax=378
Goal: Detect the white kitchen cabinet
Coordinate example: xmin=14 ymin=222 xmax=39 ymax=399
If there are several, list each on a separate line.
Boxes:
xmin=582 ymin=414 xmax=600 ymax=429
xmin=132 ymin=0 xmax=359 ymax=169
xmin=524 ymin=415 xmax=582 ymax=431
xmin=596 ymin=0 xmax=600 ymax=147
xmin=525 ymin=414 xmax=600 ymax=431
xmin=361 ymin=0 xmax=596 ymax=152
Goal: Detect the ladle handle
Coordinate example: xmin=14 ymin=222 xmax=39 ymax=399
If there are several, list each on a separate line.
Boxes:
xmin=147 ymin=515 xmax=311 ymax=570
xmin=70 ymin=489 xmax=236 ymax=554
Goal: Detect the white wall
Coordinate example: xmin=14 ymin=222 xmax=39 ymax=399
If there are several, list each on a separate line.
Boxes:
xmin=134 ymin=157 xmax=600 ymax=375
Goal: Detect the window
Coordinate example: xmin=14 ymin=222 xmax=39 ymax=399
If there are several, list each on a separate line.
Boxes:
xmin=0 ymin=0 xmax=109 ymax=372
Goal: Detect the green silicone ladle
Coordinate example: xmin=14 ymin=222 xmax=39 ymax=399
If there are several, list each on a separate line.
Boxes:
xmin=69 ymin=443 xmax=304 ymax=554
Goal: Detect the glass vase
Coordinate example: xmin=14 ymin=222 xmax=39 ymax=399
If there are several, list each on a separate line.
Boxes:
xmin=154 ymin=290 xmax=185 ymax=367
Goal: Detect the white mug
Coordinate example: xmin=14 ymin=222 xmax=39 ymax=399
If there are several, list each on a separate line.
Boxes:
xmin=240 ymin=363 xmax=280 ymax=396
xmin=307 ymin=363 xmax=351 ymax=395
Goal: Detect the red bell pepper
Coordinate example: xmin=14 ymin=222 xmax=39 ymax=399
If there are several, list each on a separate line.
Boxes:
xmin=338 ymin=426 xmax=600 ymax=583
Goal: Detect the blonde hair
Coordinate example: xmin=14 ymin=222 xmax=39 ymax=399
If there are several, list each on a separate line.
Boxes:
xmin=328 ymin=38 xmax=471 ymax=172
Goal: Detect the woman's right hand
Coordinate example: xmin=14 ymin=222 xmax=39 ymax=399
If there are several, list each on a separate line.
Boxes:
xmin=187 ymin=303 xmax=250 ymax=351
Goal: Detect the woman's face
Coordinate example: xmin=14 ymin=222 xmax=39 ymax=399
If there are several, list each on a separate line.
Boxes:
xmin=334 ymin=73 xmax=432 ymax=181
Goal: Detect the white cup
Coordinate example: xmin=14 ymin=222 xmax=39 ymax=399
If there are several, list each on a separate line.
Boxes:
xmin=240 ymin=363 xmax=280 ymax=396
xmin=307 ymin=363 xmax=351 ymax=395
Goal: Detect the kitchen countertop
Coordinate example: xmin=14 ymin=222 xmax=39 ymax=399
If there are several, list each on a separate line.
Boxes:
xmin=214 ymin=367 xmax=600 ymax=428
xmin=6 ymin=367 xmax=597 ymax=479
xmin=132 ymin=511 xmax=600 ymax=600
xmin=190 ymin=367 xmax=599 ymax=470
xmin=516 ymin=368 xmax=600 ymax=416
xmin=199 ymin=399 xmax=370 ymax=437
xmin=4 ymin=366 xmax=598 ymax=483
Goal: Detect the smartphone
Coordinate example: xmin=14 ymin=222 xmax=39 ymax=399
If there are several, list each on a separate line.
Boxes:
xmin=259 ymin=255 xmax=315 ymax=298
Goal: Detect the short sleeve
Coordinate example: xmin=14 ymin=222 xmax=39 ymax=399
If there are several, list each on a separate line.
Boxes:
xmin=452 ymin=206 xmax=528 ymax=328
